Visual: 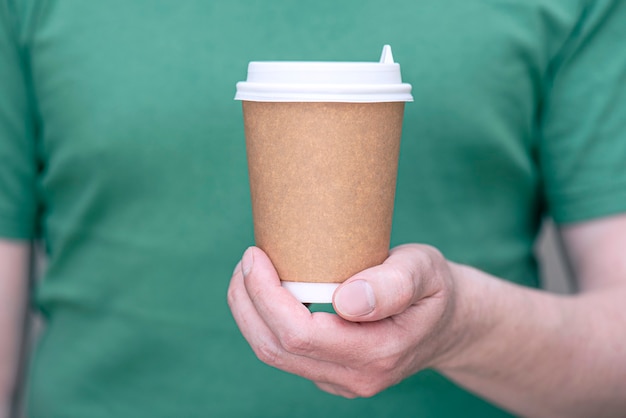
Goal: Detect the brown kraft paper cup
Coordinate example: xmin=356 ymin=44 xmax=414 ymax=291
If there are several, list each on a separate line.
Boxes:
xmin=243 ymin=101 xmax=405 ymax=287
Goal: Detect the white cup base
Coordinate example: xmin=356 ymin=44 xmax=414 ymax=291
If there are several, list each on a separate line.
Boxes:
xmin=281 ymin=281 xmax=340 ymax=304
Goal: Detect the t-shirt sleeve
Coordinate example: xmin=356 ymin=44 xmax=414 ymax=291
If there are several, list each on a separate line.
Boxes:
xmin=539 ymin=0 xmax=626 ymax=225
xmin=0 ymin=1 xmax=39 ymax=239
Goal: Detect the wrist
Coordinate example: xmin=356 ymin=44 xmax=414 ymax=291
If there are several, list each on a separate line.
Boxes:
xmin=433 ymin=262 xmax=570 ymax=379
xmin=429 ymin=262 xmax=503 ymax=373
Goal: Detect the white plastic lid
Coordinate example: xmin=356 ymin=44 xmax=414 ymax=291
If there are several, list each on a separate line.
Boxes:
xmin=235 ymin=45 xmax=413 ymax=103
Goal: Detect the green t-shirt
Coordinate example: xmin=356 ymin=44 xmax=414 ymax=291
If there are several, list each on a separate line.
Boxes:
xmin=1 ymin=0 xmax=625 ymax=417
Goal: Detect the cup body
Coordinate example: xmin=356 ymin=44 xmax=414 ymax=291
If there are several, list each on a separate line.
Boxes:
xmin=243 ymin=101 xmax=404 ymax=289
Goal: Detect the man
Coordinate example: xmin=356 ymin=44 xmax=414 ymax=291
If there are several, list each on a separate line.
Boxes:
xmin=2 ymin=0 xmax=625 ymax=416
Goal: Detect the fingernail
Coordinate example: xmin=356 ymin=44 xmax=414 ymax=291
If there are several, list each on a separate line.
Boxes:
xmin=241 ymin=247 xmax=254 ymax=277
xmin=334 ymin=280 xmax=375 ymax=317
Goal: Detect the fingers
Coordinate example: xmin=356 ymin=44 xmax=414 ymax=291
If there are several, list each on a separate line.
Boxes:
xmin=333 ymin=244 xmax=449 ymax=322
xmin=238 ymin=247 xmax=312 ymax=334
xmin=227 ymin=252 xmax=284 ymax=365
xmin=228 ymin=247 xmax=362 ymax=382
xmin=227 ymin=245 xmax=443 ymax=398
xmin=236 ymin=248 xmax=389 ymax=363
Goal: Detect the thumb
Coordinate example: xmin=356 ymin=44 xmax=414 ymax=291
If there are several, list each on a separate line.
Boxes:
xmin=332 ymin=244 xmax=446 ymax=322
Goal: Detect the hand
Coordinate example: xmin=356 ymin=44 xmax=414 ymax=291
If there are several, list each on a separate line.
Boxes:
xmin=227 ymin=244 xmax=469 ymax=398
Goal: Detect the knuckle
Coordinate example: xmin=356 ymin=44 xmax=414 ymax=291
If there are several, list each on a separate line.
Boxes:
xmin=417 ymin=246 xmax=437 ymax=273
xmin=253 ymin=339 xmax=282 ymax=366
xmin=411 ymin=244 xmax=450 ymax=296
xmin=421 ymin=245 xmax=452 ymax=286
xmin=345 ymin=366 xmax=398 ymax=398
xmin=421 ymin=245 xmax=446 ymax=270
xmin=387 ymin=263 xmax=416 ymax=308
xmin=372 ymin=356 xmax=399 ymax=375
xmin=352 ymin=381 xmax=383 ymax=398
xmin=279 ymin=328 xmax=312 ymax=355
xmin=226 ymin=285 xmax=237 ymax=309
xmin=359 ymin=387 xmax=381 ymax=398
xmin=356 ymin=372 xmax=401 ymax=398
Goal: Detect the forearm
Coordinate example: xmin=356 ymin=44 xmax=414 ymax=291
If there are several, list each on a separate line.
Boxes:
xmin=439 ymin=263 xmax=626 ymax=418
xmin=0 ymin=241 xmax=30 ymax=415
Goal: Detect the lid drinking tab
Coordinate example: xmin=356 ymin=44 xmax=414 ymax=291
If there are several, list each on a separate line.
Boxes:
xmin=379 ymin=45 xmax=394 ymax=64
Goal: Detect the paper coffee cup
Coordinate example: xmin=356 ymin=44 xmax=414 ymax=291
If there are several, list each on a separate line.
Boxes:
xmin=236 ymin=46 xmax=413 ymax=303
